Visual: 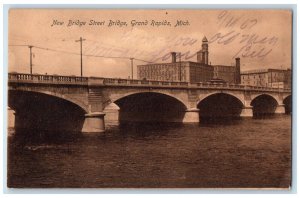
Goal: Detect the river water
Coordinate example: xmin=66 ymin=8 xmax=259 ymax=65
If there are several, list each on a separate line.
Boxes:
xmin=7 ymin=115 xmax=291 ymax=188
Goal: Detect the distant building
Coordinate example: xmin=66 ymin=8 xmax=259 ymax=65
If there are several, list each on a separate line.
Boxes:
xmin=137 ymin=36 xmax=241 ymax=84
xmin=241 ymin=68 xmax=291 ymax=88
xmin=137 ymin=60 xmax=213 ymax=83
xmin=196 ymin=36 xmax=209 ymax=65
xmin=213 ymin=65 xmax=236 ymax=84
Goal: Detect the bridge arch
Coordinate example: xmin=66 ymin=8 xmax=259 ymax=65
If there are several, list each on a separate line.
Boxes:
xmin=8 ymin=88 xmax=88 ymax=113
xmin=197 ymin=92 xmax=244 ymax=120
xmin=283 ymin=95 xmax=292 ymax=114
xmin=198 ymin=91 xmax=245 ymax=106
xmin=250 ymin=94 xmax=279 ymax=117
xmin=107 ymin=90 xmax=188 ymax=109
xmin=109 ymin=91 xmax=188 ymax=123
xmin=250 ymin=93 xmax=281 ymax=105
xmin=8 ymin=89 xmax=87 ymax=132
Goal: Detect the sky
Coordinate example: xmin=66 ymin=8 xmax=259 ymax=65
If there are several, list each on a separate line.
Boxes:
xmin=8 ymin=9 xmax=292 ymax=78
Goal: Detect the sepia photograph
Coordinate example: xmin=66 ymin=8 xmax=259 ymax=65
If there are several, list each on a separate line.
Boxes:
xmin=6 ymin=8 xmax=292 ymax=189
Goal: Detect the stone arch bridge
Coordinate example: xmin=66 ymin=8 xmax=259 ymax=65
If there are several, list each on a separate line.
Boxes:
xmin=8 ymin=73 xmax=291 ymax=133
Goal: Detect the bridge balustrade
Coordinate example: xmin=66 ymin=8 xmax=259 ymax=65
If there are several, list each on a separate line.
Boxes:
xmin=8 ymin=73 xmax=291 ymax=92
xmin=150 ymin=81 xmax=160 ymax=85
xmin=8 ymin=73 xmax=88 ymax=84
xmin=141 ymin=81 xmax=150 ymax=85
xmin=117 ymin=79 xmax=128 ymax=84
xmin=104 ymin=78 xmax=116 ymax=84
xmin=129 ymin=80 xmax=139 ymax=85
xmin=180 ymin=82 xmax=188 ymax=86
xmin=9 ymin=73 xmax=33 ymax=81
xmin=75 ymin=77 xmax=87 ymax=82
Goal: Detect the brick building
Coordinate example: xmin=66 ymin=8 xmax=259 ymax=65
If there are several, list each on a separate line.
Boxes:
xmin=213 ymin=65 xmax=236 ymax=84
xmin=137 ymin=61 xmax=214 ymax=83
xmin=241 ymin=68 xmax=291 ymax=88
xmin=137 ymin=36 xmax=241 ymax=84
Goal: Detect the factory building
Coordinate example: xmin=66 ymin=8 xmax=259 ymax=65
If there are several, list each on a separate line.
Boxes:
xmin=137 ymin=36 xmax=241 ymax=84
xmin=241 ymin=68 xmax=291 ymax=88
xmin=137 ymin=57 xmax=214 ymax=83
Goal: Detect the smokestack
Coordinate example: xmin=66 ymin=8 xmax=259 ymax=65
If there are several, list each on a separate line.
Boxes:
xmin=171 ymin=52 xmax=177 ymax=63
xmin=235 ymin=57 xmax=241 ymax=84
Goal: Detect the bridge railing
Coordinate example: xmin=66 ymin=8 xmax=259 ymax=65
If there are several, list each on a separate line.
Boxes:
xmin=102 ymin=78 xmax=289 ymax=91
xmin=192 ymin=82 xmax=291 ymax=91
xmin=8 ymin=73 xmax=88 ymax=85
xmin=102 ymin=78 xmax=190 ymax=87
xmin=8 ymin=73 xmax=291 ymax=92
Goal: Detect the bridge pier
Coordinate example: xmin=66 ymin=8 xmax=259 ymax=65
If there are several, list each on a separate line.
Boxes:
xmin=103 ymin=103 xmax=120 ymax=125
xmin=240 ymin=106 xmax=253 ymax=117
xmin=275 ymin=104 xmax=286 ymax=114
xmin=7 ymin=107 xmax=16 ymax=128
xmin=82 ymin=112 xmax=106 ymax=133
xmin=183 ymin=108 xmax=200 ymax=123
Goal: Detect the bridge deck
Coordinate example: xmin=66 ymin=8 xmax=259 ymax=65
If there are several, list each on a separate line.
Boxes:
xmin=8 ymin=73 xmax=291 ymax=92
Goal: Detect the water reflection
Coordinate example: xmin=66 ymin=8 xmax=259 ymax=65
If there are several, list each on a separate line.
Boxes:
xmin=8 ymin=115 xmax=291 ymax=188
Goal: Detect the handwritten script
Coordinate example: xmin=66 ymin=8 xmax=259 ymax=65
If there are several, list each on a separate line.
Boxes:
xmin=59 ymin=11 xmax=279 ymax=63
xmin=209 ymin=10 xmax=278 ymax=59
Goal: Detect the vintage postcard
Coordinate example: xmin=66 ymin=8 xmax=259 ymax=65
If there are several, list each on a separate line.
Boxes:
xmin=7 ymin=9 xmax=292 ymax=189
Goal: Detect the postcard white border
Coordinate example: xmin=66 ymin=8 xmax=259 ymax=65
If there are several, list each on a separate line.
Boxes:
xmin=1 ymin=1 xmax=298 ymax=196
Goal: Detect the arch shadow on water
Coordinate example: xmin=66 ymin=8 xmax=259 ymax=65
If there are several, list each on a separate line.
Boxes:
xmin=197 ymin=93 xmax=243 ymax=126
xmin=8 ymin=90 xmax=86 ymax=142
xmin=110 ymin=92 xmax=190 ymax=139
xmin=283 ymin=95 xmax=292 ymax=115
xmin=250 ymin=94 xmax=278 ymax=118
xmin=198 ymin=117 xmax=244 ymax=127
xmin=114 ymin=92 xmax=187 ymax=123
xmin=111 ymin=121 xmax=185 ymax=139
xmin=12 ymin=128 xmax=82 ymax=142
